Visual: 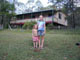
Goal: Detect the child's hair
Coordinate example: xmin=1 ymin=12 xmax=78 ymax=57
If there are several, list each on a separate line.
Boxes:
xmin=33 ymin=24 xmax=38 ymax=29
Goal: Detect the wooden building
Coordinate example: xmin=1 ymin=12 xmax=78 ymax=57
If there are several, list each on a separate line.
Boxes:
xmin=10 ymin=9 xmax=68 ymax=28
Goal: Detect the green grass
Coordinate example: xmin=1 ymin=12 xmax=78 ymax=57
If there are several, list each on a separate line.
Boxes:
xmin=0 ymin=29 xmax=80 ymax=60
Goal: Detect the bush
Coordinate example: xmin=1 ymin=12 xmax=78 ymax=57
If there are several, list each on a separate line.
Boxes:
xmin=22 ymin=21 xmax=36 ymax=29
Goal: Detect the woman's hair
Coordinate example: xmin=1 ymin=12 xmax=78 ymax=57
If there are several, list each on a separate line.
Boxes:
xmin=39 ymin=15 xmax=43 ymax=18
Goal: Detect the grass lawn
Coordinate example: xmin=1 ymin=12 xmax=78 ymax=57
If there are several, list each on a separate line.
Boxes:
xmin=0 ymin=29 xmax=80 ymax=60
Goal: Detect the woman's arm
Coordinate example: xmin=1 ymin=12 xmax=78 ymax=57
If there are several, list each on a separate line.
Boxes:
xmin=44 ymin=22 xmax=46 ymax=34
xmin=45 ymin=24 xmax=46 ymax=33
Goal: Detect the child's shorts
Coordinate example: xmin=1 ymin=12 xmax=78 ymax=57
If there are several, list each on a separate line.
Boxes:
xmin=32 ymin=36 xmax=38 ymax=42
xmin=38 ymin=30 xmax=45 ymax=36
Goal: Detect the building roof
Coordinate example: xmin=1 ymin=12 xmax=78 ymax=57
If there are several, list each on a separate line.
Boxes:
xmin=16 ymin=9 xmax=59 ymax=16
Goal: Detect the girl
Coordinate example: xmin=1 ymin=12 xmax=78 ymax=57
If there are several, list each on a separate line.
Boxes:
xmin=37 ymin=15 xmax=46 ymax=49
xmin=32 ymin=24 xmax=38 ymax=48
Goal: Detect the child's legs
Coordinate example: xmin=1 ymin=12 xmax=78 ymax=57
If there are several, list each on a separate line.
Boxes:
xmin=35 ymin=42 xmax=38 ymax=48
xmin=33 ymin=41 xmax=36 ymax=48
xmin=38 ymin=36 xmax=40 ymax=48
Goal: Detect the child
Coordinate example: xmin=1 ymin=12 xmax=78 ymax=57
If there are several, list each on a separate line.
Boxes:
xmin=32 ymin=24 xmax=38 ymax=48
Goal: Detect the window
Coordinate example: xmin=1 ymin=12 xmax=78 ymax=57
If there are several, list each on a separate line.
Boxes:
xmin=32 ymin=15 xmax=35 ymax=18
xmin=59 ymin=13 xmax=62 ymax=19
xmin=48 ymin=13 xmax=52 ymax=17
xmin=17 ymin=15 xmax=23 ymax=20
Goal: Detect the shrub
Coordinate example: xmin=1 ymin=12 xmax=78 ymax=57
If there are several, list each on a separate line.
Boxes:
xmin=22 ymin=21 xmax=36 ymax=29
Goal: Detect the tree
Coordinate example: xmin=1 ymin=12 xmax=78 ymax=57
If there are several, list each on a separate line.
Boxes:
xmin=0 ymin=0 xmax=15 ymax=15
xmin=13 ymin=0 xmax=43 ymax=14
xmin=63 ymin=0 xmax=77 ymax=28
xmin=27 ymin=0 xmax=34 ymax=3
xmin=0 ymin=0 xmax=15 ymax=28
xmin=35 ymin=0 xmax=43 ymax=11
xmin=48 ymin=0 xmax=68 ymax=10
xmin=40 ymin=5 xmax=57 ymax=10
xmin=13 ymin=0 xmax=26 ymax=14
xmin=25 ymin=0 xmax=35 ymax=12
xmin=14 ymin=0 xmax=35 ymax=13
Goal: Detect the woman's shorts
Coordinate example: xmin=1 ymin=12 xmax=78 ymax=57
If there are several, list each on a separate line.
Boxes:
xmin=32 ymin=36 xmax=38 ymax=42
xmin=38 ymin=30 xmax=45 ymax=36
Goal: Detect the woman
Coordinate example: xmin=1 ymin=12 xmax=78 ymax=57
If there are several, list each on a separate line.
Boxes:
xmin=37 ymin=15 xmax=46 ymax=49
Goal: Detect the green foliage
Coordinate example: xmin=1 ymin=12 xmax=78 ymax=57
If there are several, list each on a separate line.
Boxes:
xmin=40 ymin=5 xmax=56 ymax=10
xmin=35 ymin=0 xmax=43 ymax=11
xmin=63 ymin=1 xmax=80 ymax=28
xmin=27 ymin=0 xmax=34 ymax=3
xmin=22 ymin=21 xmax=36 ymax=29
xmin=0 ymin=0 xmax=15 ymax=29
xmin=0 ymin=0 xmax=15 ymax=15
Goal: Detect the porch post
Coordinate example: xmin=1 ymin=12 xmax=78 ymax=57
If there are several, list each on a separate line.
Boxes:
xmin=52 ymin=10 xmax=54 ymax=23
xmin=41 ymin=12 xmax=43 ymax=15
xmin=31 ymin=13 xmax=33 ymax=22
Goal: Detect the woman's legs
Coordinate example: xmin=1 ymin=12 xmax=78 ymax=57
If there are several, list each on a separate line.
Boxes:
xmin=38 ymin=36 xmax=40 ymax=48
xmin=41 ymin=36 xmax=44 ymax=48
